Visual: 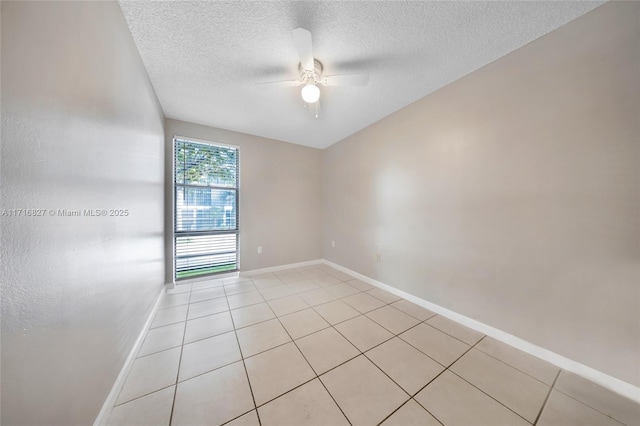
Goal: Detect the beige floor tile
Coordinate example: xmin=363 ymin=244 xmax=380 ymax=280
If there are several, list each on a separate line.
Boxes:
xmin=160 ymin=292 xmax=190 ymax=308
xmin=227 ymin=290 xmax=265 ymax=309
xmin=179 ymin=331 xmax=241 ymax=381
xmin=247 ymin=272 xmax=276 ymax=279
xmin=334 ymin=315 xmax=393 ymax=351
xmin=296 ymin=327 xmax=360 ymax=375
xmin=450 ymin=348 xmax=549 ymax=422
xmin=554 ymin=371 xmax=640 ymax=426
xmin=380 ymin=399 xmax=442 ymax=426
xmin=280 ymin=308 xmax=330 ymax=339
xmin=187 ymin=297 xmax=228 ymax=320
xmin=231 ymin=302 xmax=275 ymax=329
xmin=245 ymin=342 xmax=315 ymax=406
xmin=253 ymin=277 xmax=283 ymax=290
xmin=138 ymin=322 xmax=184 ymax=357
xmin=391 ymin=299 xmax=436 ymax=321
xmin=299 ymin=288 xmax=337 ymax=306
xmin=117 ymin=347 xmax=181 ymax=405
xmin=184 ymin=311 xmax=234 ymax=344
xmin=258 ymin=284 xmax=294 ymax=301
xmin=346 ymin=279 xmax=375 ymax=291
xmin=225 ymin=410 xmax=260 ymax=425
xmin=285 ymin=279 xmax=320 ymax=294
xmin=366 ymin=305 xmax=420 ymax=334
xmin=400 ymin=323 xmax=469 ymax=366
xmin=342 ymin=292 xmax=386 ymax=313
xmin=426 ymin=315 xmax=484 ymax=345
xmin=313 ymin=299 xmax=360 ymax=325
xmin=475 ymin=337 xmax=559 ymax=385
xmin=366 ymin=337 xmax=444 ymax=395
xmin=314 ymin=264 xmax=336 ymax=273
xmin=259 ymin=378 xmax=349 ymax=426
xmin=321 ymin=355 xmax=409 ymax=425
xmin=172 ymin=361 xmax=254 ymax=426
xmin=415 ymin=371 xmax=529 ymax=426
xmin=191 ymin=278 xmax=224 ymax=291
xmin=236 ymin=319 xmax=291 ymax=357
xmin=326 ymin=270 xmax=355 ymax=281
xmin=277 ymin=271 xmax=306 ymax=284
xmin=222 ymin=276 xmax=251 ymax=285
xmin=273 ymin=268 xmax=298 ymax=276
xmin=299 ymin=268 xmax=326 ymax=278
xmin=108 ymin=386 xmax=174 ymax=426
xmin=189 ymin=286 xmax=225 ymax=303
xmin=166 ymin=284 xmax=191 ymax=294
xmin=267 ymin=294 xmax=309 ymax=317
xmin=538 ymin=390 xmax=625 ymax=426
xmin=151 ymin=305 xmax=188 ymax=329
xmin=325 ymin=282 xmax=361 ymax=298
xmin=312 ymin=274 xmax=342 ymax=286
xmin=224 ymin=281 xmax=257 ymax=296
xmin=367 ymin=288 xmax=402 ymax=303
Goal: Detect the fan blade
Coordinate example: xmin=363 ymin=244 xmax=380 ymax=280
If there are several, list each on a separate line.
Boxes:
xmin=292 ymin=28 xmax=314 ymax=71
xmin=255 ymin=80 xmax=301 ymax=88
xmin=323 ymin=73 xmax=370 ymax=86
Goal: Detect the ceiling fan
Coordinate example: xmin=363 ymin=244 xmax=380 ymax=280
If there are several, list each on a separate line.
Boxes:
xmin=256 ymin=28 xmax=370 ymax=117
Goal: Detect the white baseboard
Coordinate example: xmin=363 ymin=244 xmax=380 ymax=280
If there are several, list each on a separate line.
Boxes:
xmin=93 ymin=285 xmax=167 ymax=425
xmin=240 ymin=259 xmax=323 ymax=276
xmin=322 ymin=259 xmax=640 ymax=403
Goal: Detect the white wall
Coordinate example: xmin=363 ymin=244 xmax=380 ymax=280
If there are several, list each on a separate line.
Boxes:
xmin=323 ymin=2 xmax=640 ymax=387
xmin=1 ymin=2 xmax=165 ymax=425
xmin=164 ymin=119 xmax=322 ymax=281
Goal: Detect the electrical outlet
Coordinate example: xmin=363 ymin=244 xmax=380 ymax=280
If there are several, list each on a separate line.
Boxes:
xmin=376 ymin=252 xmax=381 ymax=263
xmin=331 ymin=240 xmax=335 ymax=248
xmin=257 ymin=246 xmax=262 ymax=254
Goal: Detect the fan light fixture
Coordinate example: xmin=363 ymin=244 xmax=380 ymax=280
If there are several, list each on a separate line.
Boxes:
xmin=255 ymin=28 xmax=369 ymax=117
xmin=301 ymin=84 xmax=320 ymax=103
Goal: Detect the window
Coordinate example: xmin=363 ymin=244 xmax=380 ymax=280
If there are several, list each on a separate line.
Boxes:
xmin=174 ymin=137 xmax=239 ymax=280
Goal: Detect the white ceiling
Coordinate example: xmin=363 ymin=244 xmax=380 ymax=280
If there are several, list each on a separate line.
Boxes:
xmin=119 ymin=1 xmax=604 ymax=149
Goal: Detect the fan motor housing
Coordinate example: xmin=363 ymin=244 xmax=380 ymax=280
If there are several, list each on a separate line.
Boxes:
xmin=299 ymin=59 xmax=324 ymax=85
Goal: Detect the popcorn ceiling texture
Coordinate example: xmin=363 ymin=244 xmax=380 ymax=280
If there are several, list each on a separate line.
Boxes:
xmin=118 ymin=1 xmax=603 ymax=149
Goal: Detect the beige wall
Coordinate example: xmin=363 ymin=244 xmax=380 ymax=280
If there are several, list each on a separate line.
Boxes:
xmin=323 ymin=2 xmax=639 ymax=387
xmin=1 ymin=2 xmax=165 ymax=425
xmin=164 ymin=119 xmax=322 ymax=280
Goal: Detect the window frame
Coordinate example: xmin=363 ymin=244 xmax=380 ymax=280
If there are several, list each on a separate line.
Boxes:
xmin=172 ymin=135 xmax=240 ymax=281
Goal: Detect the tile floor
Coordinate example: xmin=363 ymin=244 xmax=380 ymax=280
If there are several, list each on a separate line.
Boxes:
xmin=107 ymin=264 xmax=640 ymax=426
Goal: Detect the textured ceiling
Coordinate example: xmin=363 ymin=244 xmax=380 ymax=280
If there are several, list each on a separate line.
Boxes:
xmin=119 ymin=1 xmax=604 ymax=149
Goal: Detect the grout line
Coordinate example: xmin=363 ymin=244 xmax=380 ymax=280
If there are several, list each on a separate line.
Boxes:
xmin=314 ymin=303 xmax=419 ymax=424
xmin=168 ymin=284 xmax=193 ymax=426
xmin=375 ymin=398 xmax=413 ymax=426
xmin=549 ymin=379 xmax=629 ymax=426
xmin=446 ymin=368 xmax=535 ymax=424
xmin=144 ymin=267 xmax=576 ymax=426
xmin=409 ymin=397 xmax=445 ymax=426
xmin=534 ymin=369 xmax=561 ymax=425
xmin=224 ymin=288 xmax=263 ymax=426
xmin=409 ymin=336 xmax=487 ymax=426
xmin=421 ymin=317 xmax=483 ymax=347
xmin=266 ymin=298 xmax=353 ymax=425
xmin=473 ymin=342 xmax=559 ymax=388
xmin=135 ymin=343 xmax=184 ymax=359
xmin=112 ymin=384 xmax=176 ymax=409
xmin=219 ymin=409 xmax=256 ymax=425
